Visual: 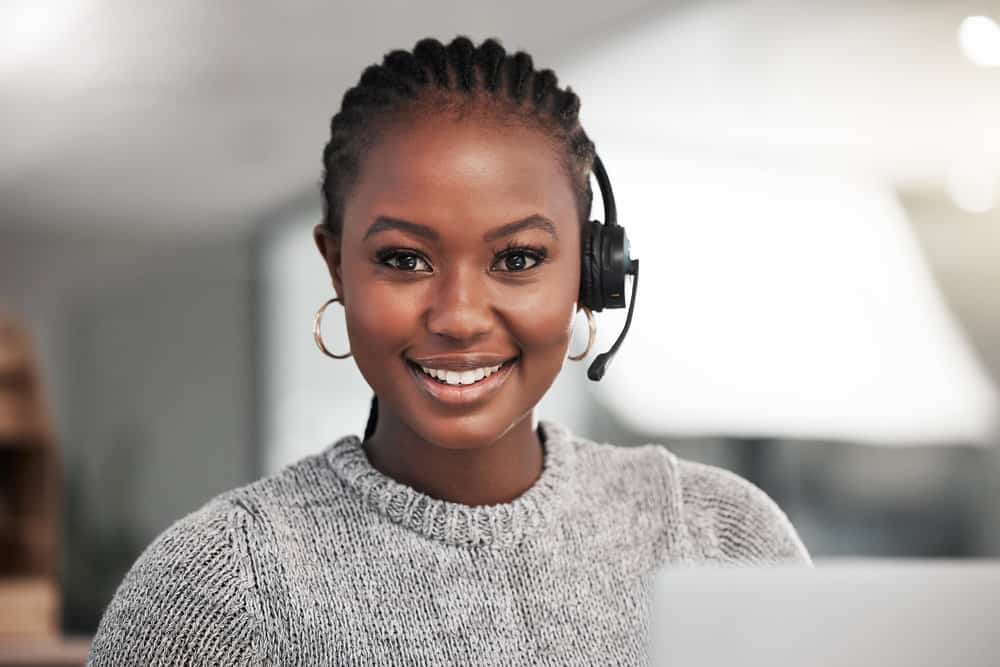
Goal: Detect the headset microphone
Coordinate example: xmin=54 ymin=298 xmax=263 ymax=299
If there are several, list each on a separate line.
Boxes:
xmin=579 ymin=154 xmax=640 ymax=381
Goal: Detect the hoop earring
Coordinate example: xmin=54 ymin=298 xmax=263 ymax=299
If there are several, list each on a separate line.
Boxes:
xmin=313 ymin=297 xmax=352 ymax=359
xmin=567 ymin=306 xmax=596 ymax=361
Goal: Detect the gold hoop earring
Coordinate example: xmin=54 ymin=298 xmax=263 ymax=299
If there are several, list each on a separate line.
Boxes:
xmin=313 ymin=297 xmax=352 ymax=359
xmin=567 ymin=306 xmax=596 ymax=361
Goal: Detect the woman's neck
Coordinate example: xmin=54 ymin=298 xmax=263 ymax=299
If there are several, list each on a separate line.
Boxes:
xmin=361 ymin=412 xmax=545 ymax=506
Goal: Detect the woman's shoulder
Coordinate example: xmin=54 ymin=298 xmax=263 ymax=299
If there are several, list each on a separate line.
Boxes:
xmin=86 ymin=447 xmax=345 ymax=666
xmin=670 ymin=455 xmax=812 ymax=565
xmin=556 ymin=422 xmax=811 ymax=565
xmin=87 ymin=493 xmax=262 ymax=665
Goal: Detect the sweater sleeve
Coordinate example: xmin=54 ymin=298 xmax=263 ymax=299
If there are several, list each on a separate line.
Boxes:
xmin=87 ymin=499 xmax=262 ymax=666
xmin=677 ymin=458 xmax=812 ymax=566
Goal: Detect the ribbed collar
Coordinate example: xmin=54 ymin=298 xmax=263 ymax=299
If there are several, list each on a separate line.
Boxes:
xmin=322 ymin=419 xmax=577 ymax=549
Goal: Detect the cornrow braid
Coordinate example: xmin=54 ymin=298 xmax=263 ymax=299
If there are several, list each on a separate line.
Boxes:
xmin=414 ymin=38 xmax=450 ymax=88
xmin=475 ymin=39 xmax=506 ymax=93
xmin=508 ymin=52 xmax=534 ymax=103
xmin=446 ymin=37 xmax=476 ymax=91
xmin=320 ymin=35 xmax=596 ymax=239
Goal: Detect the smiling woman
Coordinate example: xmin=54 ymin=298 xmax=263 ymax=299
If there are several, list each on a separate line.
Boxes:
xmin=87 ymin=35 xmax=811 ymax=667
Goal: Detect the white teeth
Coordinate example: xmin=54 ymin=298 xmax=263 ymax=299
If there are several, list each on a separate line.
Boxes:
xmin=418 ymin=362 xmax=508 ymax=386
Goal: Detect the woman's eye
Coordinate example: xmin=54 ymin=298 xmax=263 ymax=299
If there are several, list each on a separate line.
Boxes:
xmin=382 ymin=252 xmax=431 ymax=272
xmin=492 ymin=250 xmax=543 ymax=272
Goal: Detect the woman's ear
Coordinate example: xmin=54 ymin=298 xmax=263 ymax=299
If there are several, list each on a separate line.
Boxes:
xmin=313 ymin=223 xmax=345 ymax=301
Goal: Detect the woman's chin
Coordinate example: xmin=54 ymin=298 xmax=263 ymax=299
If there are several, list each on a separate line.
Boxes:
xmin=410 ymin=417 xmax=512 ymax=452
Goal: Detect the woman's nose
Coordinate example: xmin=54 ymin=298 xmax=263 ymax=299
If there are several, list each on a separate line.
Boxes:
xmin=425 ymin=264 xmax=493 ymax=342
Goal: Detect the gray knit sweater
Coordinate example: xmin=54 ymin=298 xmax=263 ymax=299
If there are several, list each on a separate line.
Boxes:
xmin=87 ymin=419 xmax=811 ymax=666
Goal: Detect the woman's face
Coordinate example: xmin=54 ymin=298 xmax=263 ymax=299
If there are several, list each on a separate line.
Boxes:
xmin=314 ymin=113 xmax=581 ymax=450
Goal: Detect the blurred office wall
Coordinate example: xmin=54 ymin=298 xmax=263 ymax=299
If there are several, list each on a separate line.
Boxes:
xmin=0 ymin=228 xmax=256 ymax=630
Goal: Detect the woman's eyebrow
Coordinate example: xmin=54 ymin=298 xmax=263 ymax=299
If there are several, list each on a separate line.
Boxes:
xmin=364 ymin=216 xmax=438 ymax=241
xmin=483 ymin=215 xmax=558 ymax=242
xmin=363 ymin=215 xmax=559 ymax=242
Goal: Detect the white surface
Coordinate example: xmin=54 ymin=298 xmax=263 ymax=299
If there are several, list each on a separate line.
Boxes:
xmin=650 ymin=559 xmax=1000 ymax=667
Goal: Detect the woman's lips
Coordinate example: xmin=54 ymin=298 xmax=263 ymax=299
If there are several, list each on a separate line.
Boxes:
xmin=406 ymin=357 xmax=517 ymax=407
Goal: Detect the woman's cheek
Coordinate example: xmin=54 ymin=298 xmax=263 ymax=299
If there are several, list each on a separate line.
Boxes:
xmin=348 ymin=282 xmax=424 ymax=350
xmin=502 ymin=286 xmax=576 ymax=353
xmin=505 ymin=262 xmax=579 ymax=348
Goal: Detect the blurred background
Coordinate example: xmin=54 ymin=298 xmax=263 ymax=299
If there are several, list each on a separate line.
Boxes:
xmin=1 ymin=0 xmax=999 ymax=646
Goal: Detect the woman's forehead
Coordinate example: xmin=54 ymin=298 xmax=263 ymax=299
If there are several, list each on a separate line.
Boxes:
xmin=343 ymin=117 xmax=577 ymax=239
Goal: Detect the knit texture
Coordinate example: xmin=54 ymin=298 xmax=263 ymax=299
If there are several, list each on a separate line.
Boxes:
xmin=87 ymin=419 xmax=811 ymax=666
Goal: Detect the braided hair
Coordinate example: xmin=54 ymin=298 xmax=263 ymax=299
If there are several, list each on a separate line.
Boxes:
xmin=320 ymin=36 xmax=597 ymax=442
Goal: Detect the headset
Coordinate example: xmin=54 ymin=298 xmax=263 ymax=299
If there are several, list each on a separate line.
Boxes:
xmin=578 ymin=154 xmax=639 ymax=381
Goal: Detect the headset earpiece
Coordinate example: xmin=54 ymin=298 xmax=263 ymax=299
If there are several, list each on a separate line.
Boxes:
xmin=579 ymin=220 xmax=602 ymax=310
xmin=579 ymin=154 xmax=640 ymax=381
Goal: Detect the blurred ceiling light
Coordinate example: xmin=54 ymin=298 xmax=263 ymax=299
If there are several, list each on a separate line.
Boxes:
xmin=0 ymin=0 xmax=83 ymax=69
xmin=946 ymin=160 xmax=996 ymax=213
xmin=585 ymin=149 xmax=999 ymax=447
xmin=959 ymin=15 xmax=1000 ymax=67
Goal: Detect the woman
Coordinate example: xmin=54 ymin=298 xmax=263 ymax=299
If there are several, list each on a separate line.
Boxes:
xmin=88 ymin=35 xmax=810 ymax=666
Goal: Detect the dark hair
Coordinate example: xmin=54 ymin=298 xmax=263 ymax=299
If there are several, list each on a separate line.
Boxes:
xmin=321 ymin=36 xmax=597 ymax=442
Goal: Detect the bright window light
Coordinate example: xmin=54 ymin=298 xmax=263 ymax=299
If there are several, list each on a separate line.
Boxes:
xmin=585 ymin=150 xmax=999 ymax=447
xmin=0 ymin=0 xmax=83 ymax=69
xmin=959 ymin=15 xmax=1000 ymax=67
xmin=947 ymin=160 xmax=996 ymax=214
